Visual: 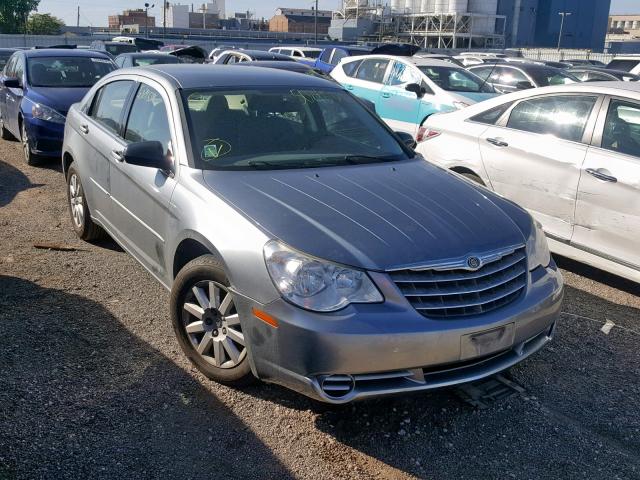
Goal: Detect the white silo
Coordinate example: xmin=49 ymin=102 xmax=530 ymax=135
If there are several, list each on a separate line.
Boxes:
xmin=404 ymin=0 xmax=417 ymax=14
xmin=433 ymin=0 xmax=448 ymax=14
xmin=420 ymin=0 xmax=435 ymax=13
xmin=448 ymin=0 xmax=467 ymax=14
xmin=391 ymin=0 xmax=404 ymax=13
xmin=467 ymin=0 xmax=497 ymax=34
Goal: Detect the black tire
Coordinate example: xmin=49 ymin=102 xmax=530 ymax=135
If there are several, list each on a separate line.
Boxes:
xmin=459 ymin=172 xmax=485 ymax=186
xmin=21 ymin=120 xmax=41 ymax=166
xmin=66 ymin=164 xmax=103 ymax=241
xmin=170 ymin=255 xmax=255 ymax=387
xmin=0 ymin=115 xmax=14 ymax=140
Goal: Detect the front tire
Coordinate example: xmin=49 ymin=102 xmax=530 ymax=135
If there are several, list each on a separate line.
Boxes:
xmin=170 ymin=255 xmax=254 ymax=387
xmin=21 ymin=121 xmax=40 ymax=166
xmin=66 ymin=164 xmax=103 ymax=241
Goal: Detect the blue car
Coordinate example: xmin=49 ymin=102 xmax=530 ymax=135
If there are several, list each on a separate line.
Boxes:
xmin=0 ymin=49 xmax=116 ymax=165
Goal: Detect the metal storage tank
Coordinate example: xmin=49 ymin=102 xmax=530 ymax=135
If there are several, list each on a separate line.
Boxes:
xmin=467 ymin=0 xmax=496 ymax=34
xmin=391 ymin=0 xmax=404 ymax=13
xmin=433 ymin=0 xmax=448 ymax=14
xmin=448 ymin=0 xmax=467 ymax=13
xmin=404 ymin=0 xmax=418 ymax=14
xmin=420 ymin=0 xmax=435 ymax=13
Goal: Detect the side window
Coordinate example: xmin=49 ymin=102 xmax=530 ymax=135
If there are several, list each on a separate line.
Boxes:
xmin=14 ymin=56 xmax=24 ymax=82
xmin=4 ymin=55 xmax=16 ymax=77
xmin=319 ymin=48 xmax=332 ymax=63
xmin=216 ymin=54 xmax=229 ymax=64
xmin=387 ymin=61 xmax=421 ymax=86
xmin=470 ymin=102 xmax=514 ymax=125
xmin=355 ymin=58 xmax=389 ymax=83
xmin=469 ymin=66 xmax=494 ymax=81
xmin=89 ymin=80 xmax=134 ymax=135
xmin=281 ymin=49 xmax=293 ymax=56
xmin=342 ymin=59 xmax=362 ymax=77
xmin=331 ymin=49 xmax=347 ymax=66
xmin=602 ymin=99 xmax=640 ymax=158
xmin=225 ymin=55 xmax=238 ymax=64
xmin=293 ymin=50 xmax=303 ymax=57
xmin=125 ymin=84 xmax=172 ymax=159
xmin=496 ymin=67 xmax=528 ymax=86
xmin=506 ymin=94 xmax=597 ymax=143
xmin=114 ymin=57 xmax=124 ymax=68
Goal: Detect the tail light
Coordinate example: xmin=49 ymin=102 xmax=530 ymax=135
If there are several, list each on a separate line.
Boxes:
xmin=417 ymin=126 xmax=441 ymax=143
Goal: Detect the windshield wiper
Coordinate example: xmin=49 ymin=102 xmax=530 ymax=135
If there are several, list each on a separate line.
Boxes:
xmin=339 ymin=155 xmax=395 ymax=164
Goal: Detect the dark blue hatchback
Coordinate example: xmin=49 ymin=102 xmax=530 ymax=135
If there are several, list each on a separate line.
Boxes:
xmin=0 ymin=48 xmax=115 ymax=165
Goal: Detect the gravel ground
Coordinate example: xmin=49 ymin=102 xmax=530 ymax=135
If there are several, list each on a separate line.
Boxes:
xmin=1 ymin=137 xmax=639 ymax=480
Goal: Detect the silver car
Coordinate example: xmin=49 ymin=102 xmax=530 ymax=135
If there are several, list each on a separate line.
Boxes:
xmin=62 ymin=65 xmax=563 ymax=403
xmin=416 ymin=82 xmax=640 ymax=283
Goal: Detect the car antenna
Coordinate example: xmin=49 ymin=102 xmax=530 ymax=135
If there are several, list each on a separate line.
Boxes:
xmin=477 ymin=61 xmax=500 ymax=93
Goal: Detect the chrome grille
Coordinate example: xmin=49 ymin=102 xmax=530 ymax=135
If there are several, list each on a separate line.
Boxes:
xmin=390 ymin=247 xmax=527 ymax=318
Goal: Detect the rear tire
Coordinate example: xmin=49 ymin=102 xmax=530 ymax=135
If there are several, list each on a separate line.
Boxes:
xmin=66 ymin=164 xmax=103 ymax=241
xmin=170 ymin=255 xmax=255 ymax=387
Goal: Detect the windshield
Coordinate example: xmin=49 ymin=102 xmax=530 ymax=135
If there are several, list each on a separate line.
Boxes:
xmin=418 ymin=66 xmax=494 ymax=93
xmin=106 ymin=43 xmax=138 ymax=56
xmin=528 ymin=68 xmax=577 ymax=86
xmin=27 ymin=56 xmax=115 ymax=88
xmin=181 ymin=87 xmax=409 ymax=170
xmin=607 ymin=59 xmax=639 ymax=72
xmin=133 ymin=56 xmax=180 ymax=66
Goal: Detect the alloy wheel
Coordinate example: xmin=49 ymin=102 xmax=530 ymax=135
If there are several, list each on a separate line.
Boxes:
xmin=68 ymin=173 xmax=85 ymax=229
xmin=21 ymin=123 xmax=31 ymax=163
xmin=181 ymin=280 xmax=246 ymax=368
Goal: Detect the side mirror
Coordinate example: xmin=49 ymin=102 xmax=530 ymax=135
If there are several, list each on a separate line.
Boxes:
xmin=515 ymin=80 xmax=533 ymax=90
xmin=2 ymin=78 xmax=21 ymax=88
xmin=405 ymin=82 xmax=425 ymax=98
xmin=123 ymin=141 xmax=172 ymax=173
xmin=395 ymin=131 xmax=417 ymax=150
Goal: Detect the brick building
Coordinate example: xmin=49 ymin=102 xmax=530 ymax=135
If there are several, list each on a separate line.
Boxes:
xmin=108 ymin=9 xmax=156 ymax=30
xmin=269 ymin=7 xmax=331 ymax=34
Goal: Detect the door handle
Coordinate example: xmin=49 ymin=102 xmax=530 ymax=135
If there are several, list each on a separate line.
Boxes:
xmin=111 ymin=149 xmax=124 ymax=162
xmin=486 ymin=137 xmax=509 ymax=147
xmin=381 ymin=92 xmax=391 ymax=98
xmin=586 ymin=168 xmax=617 ymax=183
xmin=79 ymin=124 xmax=89 ymax=134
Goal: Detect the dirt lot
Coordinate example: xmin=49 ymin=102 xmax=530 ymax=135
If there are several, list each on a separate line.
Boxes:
xmin=1 ymin=137 xmax=639 ymax=480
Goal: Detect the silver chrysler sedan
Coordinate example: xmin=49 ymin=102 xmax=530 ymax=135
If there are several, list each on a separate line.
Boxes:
xmin=62 ymin=65 xmax=563 ymax=403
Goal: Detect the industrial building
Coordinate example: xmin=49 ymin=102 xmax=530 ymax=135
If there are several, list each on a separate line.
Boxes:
xmin=165 ymin=2 xmax=226 ymax=29
xmin=328 ymin=0 xmax=611 ymax=51
xmin=108 ymin=9 xmax=156 ymax=30
xmin=269 ymin=8 xmax=332 ymax=34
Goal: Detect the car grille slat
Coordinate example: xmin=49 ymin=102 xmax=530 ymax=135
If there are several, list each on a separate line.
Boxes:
xmin=390 ymin=247 xmax=527 ymax=319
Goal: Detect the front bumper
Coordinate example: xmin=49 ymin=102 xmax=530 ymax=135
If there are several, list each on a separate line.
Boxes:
xmin=234 ymin=261 xmax=564 ymax=403
xmin=24 ymin=117 xmax=64 ymax=158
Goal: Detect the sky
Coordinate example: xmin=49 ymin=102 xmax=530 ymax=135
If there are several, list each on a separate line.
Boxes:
xmin=37 ymin=0 xmax=638 ymax=27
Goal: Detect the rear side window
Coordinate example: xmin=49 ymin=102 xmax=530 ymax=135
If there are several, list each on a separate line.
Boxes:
xmin=355 ymin=58 xmax=389 ymax=83
xmin=342 ymin=59 xmax=363 ymax=77
xmin=319 ymin=48 xmax=332 ymax=62
xmin=607 ymin=59 xmax=640 ymax=72
xmin=506 ymin=94 xmax=597 ymax=143
xmin=90 ymin=80 xmax=134 ymax=135
xmin=470 ymin=102 xmax=513 ymax=125
xmin=293 ymin=50 xmax=302 ymax=57
xmin=331 ymin=49 xmax=348 ymax=66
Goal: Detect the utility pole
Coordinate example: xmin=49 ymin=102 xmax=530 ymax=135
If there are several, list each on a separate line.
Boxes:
xmin=314 ymin=0 xmax=318 ymax=44
xmin=77 ymin=6 xmax=80 ymax=27
xmin=557 ymin=11 xmax=571 ymax=50
xmin=144 ymin=3 xmax=155 ymax=38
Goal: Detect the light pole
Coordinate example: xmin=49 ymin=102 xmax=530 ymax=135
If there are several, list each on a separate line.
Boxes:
xmin=144 ymin=3 xmax=155 ymax=38
xmin=314 ymin=0 xmax=318 ymax=44
xmin=557 ymin=11 xmax=571 ymax=50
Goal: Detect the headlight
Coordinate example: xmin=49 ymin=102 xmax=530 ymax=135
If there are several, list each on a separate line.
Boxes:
xmin=264 ymin=240 xmax=383 ymax=312
xmin=526 ymin=220 xmax=551 ymax=270
xmin=453 ymin=101 xmax=471 ymax=110
xmin=31 ymin=103 xmax=66 ymax=124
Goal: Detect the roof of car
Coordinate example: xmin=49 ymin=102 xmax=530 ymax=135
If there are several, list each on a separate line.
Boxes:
xmin=116 ymin=52 xmax=175 ymax=58
xmin=22 ymin=48 xmax=111 ymax=59
xmin=231 ymin=60 xmax=312 ymax=71
xmin=469 ymin=62 xmax=563 ymax=73
xmin=122 ymin=64 xmax=338 ymax=89
xmin=222 ymin=49 xmax=293 ymax=60
xmin=569 ymin=66 xmax=635 ymax=75
xmin=272 ymin=46 xmax=322 ymax=51
xmin=344 ymin=54 xmax=456 ymax=68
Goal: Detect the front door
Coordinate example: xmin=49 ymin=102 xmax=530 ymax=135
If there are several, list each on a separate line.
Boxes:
xmin=109 ymin=82 xmax=178 ymax=280
xmin=6 ymin=55 xmax=25 ymax=135
xmin=378 ymin=60 xmax=423 ymax=137
xmin=479 ymin=93 xmax=600 ymax=241
xmin=348 ymin=57 xmax=390 ymax=106
xmin=573 ymin=97 xmax=640 ymax=270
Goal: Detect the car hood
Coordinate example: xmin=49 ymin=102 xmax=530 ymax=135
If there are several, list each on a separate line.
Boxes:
xmin=202 ymin=159 xmax=529 ymax=271
xmin=26 ymin=86 xmax=90 ymax=116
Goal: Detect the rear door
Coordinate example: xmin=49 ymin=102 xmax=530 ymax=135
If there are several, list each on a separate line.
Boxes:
xmin=109 ymin=81 xmax=178 ymax=280
xmin=378 ymin=60 xmax=423 ymax=136
xmin=573 ymin=96 xmax=640 ymax=269
xmin=479 ymin=93 xmax=601 ymax=241
xmin=315 ymin=48 xmax=334 ymax=72
xmin=348 ymin=57 xmax=390 ymax=107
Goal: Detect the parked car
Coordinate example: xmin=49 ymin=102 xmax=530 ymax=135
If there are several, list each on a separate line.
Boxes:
xmin=504 ymin=58 xmax=572 ymax=69
xmin=569 ymin=66 xmax=640 ymax=82
xmin=416 ymin=82 xmax=640 ymax=282
xmin=208 ymin=46 xmax=239 ymax=63
xmin=564 ymin=59 xmax=608 ymax=67
xmin=90 ymin=40 xmax=139 ymax=58
xmin=268 ymin=46 xmax=322 ymax=65
xmin=468 ymin=63 xmax=578 ymax=93
xmin=111 ymin=36 xmax=164 ymax=51
xmin=606 ymin=56 xmax=640 ymax=75
xmin=314 ymin=45 xmax=372 ymax=73
xmin=331 ymin=55 xmax=497 ymax=138
xmin=61 ymin=64 xmax=562 ymax=403
xmin=0 ymin=48 xmax=18 ymax=71
xmin=114 ymin=52 xmax=181 ymax=68
xmin=213 ymin=49 xmax=295 ymax=64
xmin=160 ymin=45 xmax=208 ymax=64
xmin=413 ymin=53 xmax=464 ymax=67
xmin=0 ymin=49 xmax=116 ymax=165
xmin=455 ymin=55 xmax=507 ymax=67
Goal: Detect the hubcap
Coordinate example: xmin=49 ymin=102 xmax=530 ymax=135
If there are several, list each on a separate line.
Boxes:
xmin=181 ymin=280 xmax=246 ymax=369
xmin=69 ymin=174 xmax=85 ymax=228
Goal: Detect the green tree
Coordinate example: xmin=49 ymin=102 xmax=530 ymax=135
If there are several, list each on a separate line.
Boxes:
xmin=27 ymin=13 xmax=64 ymax=35
xmin=0 ymin=0 xmax=40 ymax=34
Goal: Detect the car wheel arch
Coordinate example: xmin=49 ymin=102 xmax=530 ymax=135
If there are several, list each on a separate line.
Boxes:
xmin=172 ymin=233 xmax=227 ymax=280
xmin=62 ymin=152 xmax=74 ymax=178
xmin=450 ymin=166 xmax=486 ymax=186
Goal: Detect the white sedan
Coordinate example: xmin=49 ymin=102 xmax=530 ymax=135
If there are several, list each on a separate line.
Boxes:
xmin=416 ymin=82 xmax=640 ymax=282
